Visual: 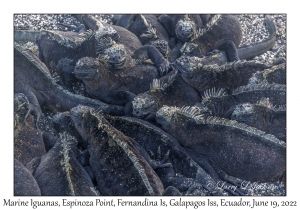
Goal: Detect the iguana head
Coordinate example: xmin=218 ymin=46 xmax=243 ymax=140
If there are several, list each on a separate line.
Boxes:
xmin=231 ymin=103 xmax=257 ymax=124
xmin=174 ymin=56 xmax=202 ymax=77
xmin=132 ymin=93 xmax=159 ymax=118
xmin=95 ymin=26 xmax=120 ymax=43
xmin=156 ymin=106 xmax=179 ymax=131
xmin=175 ymin=17 xmax=197 ymax=42
xmin=149 ymin=39 xmax=170 ymax=58
xmin=156 ymin=105 xmax=205 ymax=135
xmin=70 ymin=105 xmax=99 ymax=141
xmin=74 ymin=57 xmax=100 ymax=81
xmin=231 ymin=100 xmax=276 ymax=126
xmin=98 ymin=43 xmax=131 ymax=70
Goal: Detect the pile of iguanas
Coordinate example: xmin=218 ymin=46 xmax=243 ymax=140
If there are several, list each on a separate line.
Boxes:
xmin=14 ymin=14 xmax=286 ymax=196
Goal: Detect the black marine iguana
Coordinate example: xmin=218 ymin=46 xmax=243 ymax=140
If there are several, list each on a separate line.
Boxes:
xmin=201 ymin=83 xmax=286 ymax=119
xmin=248 ymin=62 xmax=286 ymax=85
xmin=115 ymin=14 xmax=171 ymax=58
xmin=161 ymin=15 xmax=275 ymax=62
xmin=156 ymin=105 xmax=286 ymax=182
xmin=104 ymin=115 xmax=248 ymax=195
xmin=174 ymin=58 xmax=272 ymax=95
xmin=14 ymin=159 xmax=41 ymax=196
xmin=14 ymin=93 xmax=46 ymax=165
xmin=69 ymin=105 xmax=165 ymax=195
xmin=132 ymin=69 xmax=202 ymax=120
xmin=72 ymin=14 xmax=143 ymax=55
xmin=14 ymin=42 xmax=124 ymax=124
xmin=230 ymin=98 xmax=286 ymax=141
xmin=34 ymin=132 xmax=98 ymax=195
xmin=73 ymin=46 xmax=169 ymax=114
xmin=14 ymin=17 xmax=143 ymax=87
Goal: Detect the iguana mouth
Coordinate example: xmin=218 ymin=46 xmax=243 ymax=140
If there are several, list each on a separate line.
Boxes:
xmin=74 ymin=71 xmax=90 ymax=78
xmin=176 ymin=32 xmax=193 ymax=42
xmin=108 ymin=57 xmax=126 ymax=68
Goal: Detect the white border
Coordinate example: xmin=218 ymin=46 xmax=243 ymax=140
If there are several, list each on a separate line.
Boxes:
xmin=3 ymin=0 xmax=299 ymax=209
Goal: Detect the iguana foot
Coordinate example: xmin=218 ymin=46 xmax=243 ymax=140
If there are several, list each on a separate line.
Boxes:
xmin=148 ymin=147 xmax=172 ymax=169
xmin=158 ymin=59 xmax=170 ymax=76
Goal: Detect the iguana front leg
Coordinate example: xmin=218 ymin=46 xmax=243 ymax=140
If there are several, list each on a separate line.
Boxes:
xmin=214 ymin=40 xmax=239 ymax=62
xmin=132 ymin=45 xmax=170 ymax=75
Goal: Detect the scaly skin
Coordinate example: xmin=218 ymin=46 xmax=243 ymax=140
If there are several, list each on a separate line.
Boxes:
xmin=174 ymin=58 xmax=269 ymax=95
xmin=14 ymin=159 xmax=41 ymax=196
xmin=105 ymin=115 xmax=247 ymax=195
xmin=69 ymin=105 xmax=164 ymax=196
xmin=248 ymin=62 xmax=286 ymax=85
xmin=202 ymin=83 xmax=286 ymax=118
xmin=158 ymin=14 xmax=203 ymax=46
xmin=156 ymin=105 xmax=286 ymax=182
xmin=115 ymin=14 xmax=170 ymax=58
xmin=73 ymin=54 xmax=164 ymax=110
xmin=163 ymin=15 xmax=275 ymax=62
xmin=34 ymin=133 xmax=97 ymax=196
xmin=231 ymin=100 xmax=286 ymax=141
xmin=14 ymin=93 xmax=46 ymax=165
xmin=132 ymin=69 xmax=201 ymax=120
xmin=116 ymin=14 xmax=169 ymax=44
xmin=194 ymin=15 xmax=243 ymax=54
xmin=14 ymin=42 xmax=124 ymax=117
xmin=73 ymin=14 xmax=143 ymax=56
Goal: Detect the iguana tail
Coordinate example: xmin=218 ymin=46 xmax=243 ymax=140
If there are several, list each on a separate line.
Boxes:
xmin=14 ymin=30 xmax=44 ymax=43
xmin=237 ymin=15 xmax=277 ymax=60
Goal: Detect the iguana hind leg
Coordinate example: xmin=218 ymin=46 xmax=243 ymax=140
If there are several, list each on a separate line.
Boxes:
xmin=21 ymin=90 xmax=43 ymax=129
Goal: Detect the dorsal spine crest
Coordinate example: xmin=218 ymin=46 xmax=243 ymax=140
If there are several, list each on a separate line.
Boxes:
xmin=90 ymin=109 xmax=155 ymax=195
xmin=59 ymin=132 xmax=77 ymax=196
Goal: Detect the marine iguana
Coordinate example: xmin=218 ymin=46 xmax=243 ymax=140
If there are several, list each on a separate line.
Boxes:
xmin=104 ymin=115 xmax=247 ymax=195
xmin=14 ymin=159 xmax=41 ymax=196
xmin=156 ymin=105 xmax=286 ymax=182
xmin=71 ymin=14 xmax=143 ymax=55
xmin=132 ymin=69 xmax=202 ymax=120
xmin=14 ymin=42 xmax=124 ymax=122
xmin=69 ymin=105 xmax=165 ymax=195
xmin=174 ymin=58 xmax=271 ymax=95
xmin=52 ymin=111 xmax=87 ymax=149
xmin=157 ymin=14 xmax=203 ymax=47
xmin=201 ymin=83 xmax=286 ymax=118
xmin=230 ymin=98 xmax=286 ymax=141
xmin=73 ymin=50 xmax=168 ymax=114
xmin=115 ymin=14 xmax=171 ymax=58
xmin=34 ymin=132 xmax=97 ymax=196
xmin=14 ymin=29 xmax=98 ymax=87
xmin=14 ymin=93 xmax=46 ymax=165
xmin=116 ymin=14 xmax=169 ymax=44
xmin=248 ymin=62 xmax=286 ymax=85
xmin=96 ymin=40 xmax=170 ymax=74
xmin=160 ymin=15 xmax=275 ymax=62
xmin=14 ymin=18 xmax=143 ymax=87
